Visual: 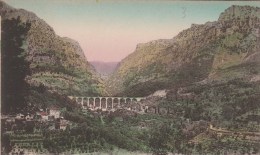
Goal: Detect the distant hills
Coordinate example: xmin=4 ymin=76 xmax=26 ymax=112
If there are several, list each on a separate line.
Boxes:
xmin=90 ymin=61 xmax=118 ymax=78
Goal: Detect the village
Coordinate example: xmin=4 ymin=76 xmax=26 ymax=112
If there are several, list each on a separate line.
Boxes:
xmin=1 ymin=107 xmax=71 ymax=155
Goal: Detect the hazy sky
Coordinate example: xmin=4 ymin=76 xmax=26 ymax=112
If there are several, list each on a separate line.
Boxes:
xmin=3 ymin=0 xmax=260 ymax=62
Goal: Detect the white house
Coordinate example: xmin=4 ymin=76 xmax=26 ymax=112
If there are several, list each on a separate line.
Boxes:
xmin=49 ymin=107 xmax=61 ymax=119
xmin=36 ymin=112 xmax=48 ymax=121
xmin=41 ymin=112 xmax=48 ymax=121
xmin=15 ymin=113 xmax=25 ymax=119
xmin=25 ymin=114 xmax=34 ymax=121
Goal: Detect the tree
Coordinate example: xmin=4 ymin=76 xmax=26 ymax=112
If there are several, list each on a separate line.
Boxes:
xmin=149 ymin=121 xmax=185 ymax=154
xmin=1 ymin=16 xmax=31 ymax=113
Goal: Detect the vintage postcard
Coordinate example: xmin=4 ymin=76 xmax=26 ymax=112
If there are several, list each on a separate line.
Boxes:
xmin=1 ymin=0 xmax=260 ymax=154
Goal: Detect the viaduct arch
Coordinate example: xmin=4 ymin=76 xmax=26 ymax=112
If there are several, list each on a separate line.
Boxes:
xmin=68 ymin=96 xmax=145 ymax=111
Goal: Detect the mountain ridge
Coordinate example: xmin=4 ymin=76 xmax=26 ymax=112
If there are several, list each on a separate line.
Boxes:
xmin=0 ymin=1 xmax=106 ymax=111
xmin=107 ymin=5 xmax=260 ymax=97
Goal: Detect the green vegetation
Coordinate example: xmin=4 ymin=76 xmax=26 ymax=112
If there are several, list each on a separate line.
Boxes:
xmin=3 ymin=100 xmax=254 ymax=155
xmin=1 ymin=16 xmax=31 ymax=114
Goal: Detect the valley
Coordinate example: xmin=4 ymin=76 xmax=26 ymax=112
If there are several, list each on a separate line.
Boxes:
xmin=1 ymin=1 xmax=260 ymax=155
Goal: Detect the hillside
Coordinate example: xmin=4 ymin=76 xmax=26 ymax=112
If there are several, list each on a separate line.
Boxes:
xmin=106 ymin=5 xmax=260 ymax=149
xmin=107 ymin=5 xmax=260 ymax=97
xmin=0 ymin=1 xmax=105 ymax=113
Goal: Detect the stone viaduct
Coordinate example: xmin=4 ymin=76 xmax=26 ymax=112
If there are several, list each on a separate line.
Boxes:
xmin=68 ymin=96 xmax=145 ymax=111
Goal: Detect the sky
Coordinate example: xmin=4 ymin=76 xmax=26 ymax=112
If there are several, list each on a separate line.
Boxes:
xmin=3 ymin=0 xmax=260 ymax=62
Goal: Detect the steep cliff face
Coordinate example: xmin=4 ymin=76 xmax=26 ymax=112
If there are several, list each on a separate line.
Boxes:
xmin=107 ymin=5 xmax=260 ymax=97
xmin=0 ymin=1 xmax=105 ymax=110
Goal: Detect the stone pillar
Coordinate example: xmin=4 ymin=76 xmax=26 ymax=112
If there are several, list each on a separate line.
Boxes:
xmin=118 ymin=98 xmax=121 ymax=107
xmin=99 ymin=97 xmax=101 ymax=109
xmin=75 ymin=97 xmax=79 ymax=104
xmin=87 ymin=98 xmax=90 ymax=107
xmin=81 ymin=97 xmax=84 ymax=107
xmin=105 ymin=98 xmax=108 ymax=109
xmin=111 ymin=98 xmax=114 ymax=109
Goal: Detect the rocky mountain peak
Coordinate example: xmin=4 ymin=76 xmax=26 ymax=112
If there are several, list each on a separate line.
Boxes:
xmin=218 ymin=5 xmax=260 ymax=21
xmin=0 ymin=0 xmax=14 ymax=10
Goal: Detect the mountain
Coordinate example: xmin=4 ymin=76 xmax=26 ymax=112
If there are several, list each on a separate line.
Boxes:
xmin=89 ymin=61 xmax=118 ymax=78
xmin=105 ymin=5 xmax=260 ymax=148
xmin=0 ymin=1 xmax=106 ymax=112
xmin=107 ymin=4 xmax=260 ymax=138
xmin=107 ymin=5 xmax=260 ymax=97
